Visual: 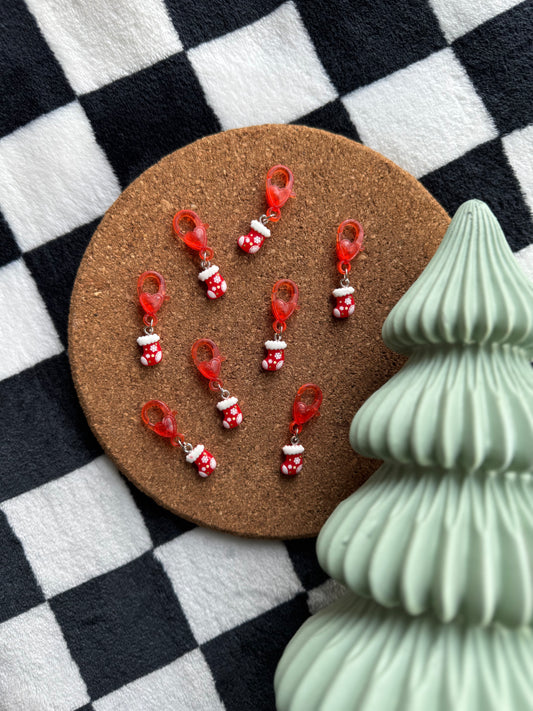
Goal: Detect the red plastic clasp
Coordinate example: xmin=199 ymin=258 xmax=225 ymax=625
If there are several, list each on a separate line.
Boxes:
xmin=191 ymin=338 xmax=226 ymax=390
xmin=271 ymin=279 xmax=299 ymax=331
xmin=137 ymin=271 xmax=168 ymax=325
xmin=336 ymin=219 xmax=364 ymax=274
xmin=173 ymin=209 xmax=213 ymax=261
xmin=265 ymin=165 xmax=295 ymax=222
xmin=290 ymin=383 xmax=323 ymax=433
xmin=141 ymin=400 xmax=182 ymax=446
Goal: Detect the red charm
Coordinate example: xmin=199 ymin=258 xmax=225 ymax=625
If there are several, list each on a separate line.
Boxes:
xmin=137 ymin=271 xmax=168 ymax=366
xmin=185 ymin=445 xmax=217 ymax=477
xmin=173 ymin=209 xmax=227 ymax=299
xmin=141 ymin=400 xmax=216 ymax=478
xmin=332 ymin=288 xmax=356 ymax=319
xmin=192 ymin=338 xmax=243 ymax=429
xmin=238 ymin=165 xmax=295 ymax=254
xmin=262 ymin=279 xmax=299 ymax=372
xmin=332 ymin=219 xmax=363 ymax=318
xmin=281 ymin=384 xmax=323 ymax=476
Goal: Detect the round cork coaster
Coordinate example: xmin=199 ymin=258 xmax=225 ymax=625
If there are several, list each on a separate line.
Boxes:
xmin=69 ymin=124 xmax=449 ymax=539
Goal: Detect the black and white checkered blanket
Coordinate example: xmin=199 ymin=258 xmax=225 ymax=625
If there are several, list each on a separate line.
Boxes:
xmin=0 ymin=1 xmax=531 ymax=709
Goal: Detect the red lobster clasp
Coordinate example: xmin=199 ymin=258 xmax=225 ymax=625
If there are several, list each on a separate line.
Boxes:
xmin=137 ymin=271 xmax=168 ymax=326
xmin=290 ymin=383 xmax=323 ymax=433
xmin=191 ymin=338 xmax=227 ymax=390
xmin=141 ymin=400 xmax=182 ymax=446
xmin=271 ymin=279 xmax=299 ymax=331
xmin=336 ymin=219 xmax=364 ymax=275
xmin=265 ymin=165 xmax=295 ymax=222
xmin=172 ymin=209 xmax=213 ymax=261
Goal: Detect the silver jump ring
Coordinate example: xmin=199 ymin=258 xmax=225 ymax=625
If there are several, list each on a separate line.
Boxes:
xmin=213 ymin=382 xmax=231 ymax=400
xmin=178 ymin=440 xmax=193 ymax=454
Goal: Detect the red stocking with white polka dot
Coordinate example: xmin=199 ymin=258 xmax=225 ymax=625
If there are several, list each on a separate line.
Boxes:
xmin=217 ymin=397 xmax=243 ymax=429
xmin=185 ymin=445 xmax=217 ymax=477
xmin=238 ymin=220 xmax=271 ymax=254
xmin=137 ymin=333 xmax=163 ymax=366
xmin=262 ymin=339 xmax=287 ymax=371
xmin=332 ymin=286 xmax=355 ymax=318
xmin=198 ymin=265 xmax=227 ymax=299
xmin=281 ymin=444 xmax=304 ymax=475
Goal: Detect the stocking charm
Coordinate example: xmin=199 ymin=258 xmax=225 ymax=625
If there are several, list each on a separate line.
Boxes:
xmin=262 ymin=279 xmax=299 ymax=372
xmin=238 ymin=165 xmax=295 ymax=254
xmin=173 ymin=209 xmax=227 ymax=299
xmin=141 ymin=400 xmax=216 ymax=478
xmin=191 ymin=338 xmax=243 ymax=429
xmin=281 ymin=384 xmax=323 ymax=476
xmin=137 ymin=271 xmax=168 ymax=366
xmin=332 ymin=219 xmax=364 ymax=318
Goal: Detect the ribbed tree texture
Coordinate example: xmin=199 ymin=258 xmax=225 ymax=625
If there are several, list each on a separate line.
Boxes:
xmin=275 ymin=200 xmax=533 ymax=711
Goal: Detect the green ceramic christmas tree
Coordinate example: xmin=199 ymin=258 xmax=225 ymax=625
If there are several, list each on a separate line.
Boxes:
xmin=275 ymin=200 xmax=533 ymax=711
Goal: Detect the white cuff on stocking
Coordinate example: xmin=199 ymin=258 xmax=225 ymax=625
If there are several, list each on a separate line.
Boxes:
xmin=332 ymin=286 xmax=355 ymax=297
xmin=137 ymin=333 xmax=160 ymax=346
xmin=251 ymin=220 xmax=271 ymax=238
xmin=283 ymin=444 xmax=304 ymax=455
xmin=216 ymin=396 xmax=238 ymax=411
xmin=198 ymin=265 xmax=219 ymax=281
xmin=265 ymin=339 xmax=287 ymax=350
xmin=186 ymin=444 xmax=204 ymax=463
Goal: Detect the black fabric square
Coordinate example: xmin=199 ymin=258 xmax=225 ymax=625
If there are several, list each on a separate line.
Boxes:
xmin=126 ymin=482 xmax=196 ymax=548
xmin=285 ymin=538 xmax=329 ymax=591
xmin=453 ymin=3 xmax=533 ymax=134
xmin=80 ymin=54 xmax=220 ymax=188
xmin=51 ymin=553 xmax=196 ymax=700
xmin=294 ymin=99 xmax=361 ymax=141
xmin=296 ymin=0 xmax=446 ymax=94
xmin=421 ymin=138 xmax=533 ymax=252
xmin=24 ymin=220 xmax=99 ymax=347
xmin=0 ymin=510 xmax=44 ymax=623
xmin=0 ymin=212 xmax=21 ymax=267
xmin=165 ymin=0 xmax=284 ymax=48
xmin=0 ymin=0 xmax=74 ymax=138
xmin=0 ymin=353 xmax=101 ymax=502
xmin=202 ymin=595 xmax=310 ymax=711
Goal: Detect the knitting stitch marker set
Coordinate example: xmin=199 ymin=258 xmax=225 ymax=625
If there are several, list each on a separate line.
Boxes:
xmin=68 ymin=124 xmax=449 ymax=538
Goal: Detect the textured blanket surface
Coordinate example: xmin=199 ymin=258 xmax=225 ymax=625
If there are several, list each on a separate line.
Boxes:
xmin=0 ymin=1 xmax=532 ymax=709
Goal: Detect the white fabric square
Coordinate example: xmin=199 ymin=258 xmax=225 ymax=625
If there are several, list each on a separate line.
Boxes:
xmin=94 ymin=649 xmax=224 ymax=711
xmin=0 ymin=102 xmax=120 ymax=251
xmin=25 ymin=0 xmax=182 ymax=94
xmin=307 ymin=579 xmax=347 ymax=615
xmin=429 ymin=0 xmax=522 ymax=42
xmin=155 ymin=528 xmax=304 ymax=643
xmin=343 ymin=48 xmax=497 ymax=178
xmin=0 ymin=603 xmax=89 ymax=711
xmin=515 ymin=245 xmax=533 ymax=284
xmin=0 ymin=259 xmax=62 ymax=380
xmin=188 ymin=1 xmax=336 ymax=129
xmin=503 ymin=125 xmax=533 ymax=219
xmin=1 ymin=456 xmax=151 ymax=597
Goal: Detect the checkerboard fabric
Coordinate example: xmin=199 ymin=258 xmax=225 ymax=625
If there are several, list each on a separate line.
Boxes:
xmin=0 ymin=1 xmax=532 ymax=709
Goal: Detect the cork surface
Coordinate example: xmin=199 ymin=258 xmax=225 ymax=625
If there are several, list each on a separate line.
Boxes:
xmin=68 ymin=124 xmax=450 ymax=539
